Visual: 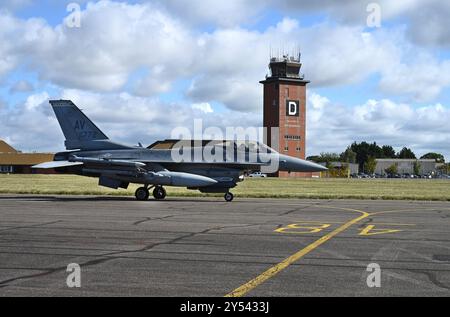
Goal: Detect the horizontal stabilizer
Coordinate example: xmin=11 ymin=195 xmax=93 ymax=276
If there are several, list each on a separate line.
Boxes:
xmin=32 ymin=161 xmax=84 ymax=169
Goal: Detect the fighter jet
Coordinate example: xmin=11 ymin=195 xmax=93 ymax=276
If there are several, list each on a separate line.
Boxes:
xmin=33 ymin=100 xmax=327 ymax=201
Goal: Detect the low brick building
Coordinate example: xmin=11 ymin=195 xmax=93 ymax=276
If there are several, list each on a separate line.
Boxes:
xmin=0 ymin=140 xmax=54 ymax=174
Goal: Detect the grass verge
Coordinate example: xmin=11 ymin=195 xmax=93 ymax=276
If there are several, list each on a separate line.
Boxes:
xmin=1 ymin=174 xmax=450 ymax=201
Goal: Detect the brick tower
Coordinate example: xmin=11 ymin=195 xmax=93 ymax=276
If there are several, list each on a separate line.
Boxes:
xmin=260 ymin=53 xmax=310 ymax=177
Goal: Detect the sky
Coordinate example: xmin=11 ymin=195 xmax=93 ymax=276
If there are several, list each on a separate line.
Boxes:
xmin=1 ymin=0 xmax=450 ymax=159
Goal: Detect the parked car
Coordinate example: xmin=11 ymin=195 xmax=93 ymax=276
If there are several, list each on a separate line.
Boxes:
xmin=248 ymin=171 xmax=267 ymax=178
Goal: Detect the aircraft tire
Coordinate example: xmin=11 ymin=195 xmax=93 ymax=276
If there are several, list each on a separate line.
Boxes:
xmin=224 ymin=192 xmax=234 ymax=202
xmin=153 ymin=186 xmax=167 ymax=200
xmin=135 ymin=187 xmax=150 ymax=201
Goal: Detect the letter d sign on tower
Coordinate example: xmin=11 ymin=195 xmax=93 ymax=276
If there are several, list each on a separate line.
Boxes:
xmin=286 ymin=100 xmax=299 ymax=117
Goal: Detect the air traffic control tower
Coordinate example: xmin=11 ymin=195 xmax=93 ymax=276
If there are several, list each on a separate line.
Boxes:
xmin=260 ymin=53 xmax=310 ymax=177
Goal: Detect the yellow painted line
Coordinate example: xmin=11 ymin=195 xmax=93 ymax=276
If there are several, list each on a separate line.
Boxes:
xmin=275 ymin=223 xmax=331 ymax=234
xmin=225 ymin=208 xmax=370 ymax=297
xmin=359 ymin=225 xmax=403 ymax=236
xmin=368 ymin=222 xmax=416 ymax=226
xmin=286 ymin=220 xmax=415 ymax=226
xmin=370 ymin=207 xmax=450 ymax=216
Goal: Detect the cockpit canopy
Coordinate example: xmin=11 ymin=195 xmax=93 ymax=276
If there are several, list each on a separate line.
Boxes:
xmin=147 ymin=139 xmax=275 ymax=153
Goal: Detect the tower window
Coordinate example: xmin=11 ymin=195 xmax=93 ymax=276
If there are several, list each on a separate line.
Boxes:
xmin=296 ymin=147 xmax=301 ymax=152
xmin=284 ymin=146 xmax=289 ymax=151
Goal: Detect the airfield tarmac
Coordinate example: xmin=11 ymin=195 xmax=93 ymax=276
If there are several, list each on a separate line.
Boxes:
xmin=0 ymin=195 xmax=449 ymax=296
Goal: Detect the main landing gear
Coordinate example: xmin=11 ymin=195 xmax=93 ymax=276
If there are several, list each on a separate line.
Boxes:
xmin=135 ymin=187 xmax=150 ymax=201
xmin=135 ymin=185 xmax=167 ymax=201
xmin=136 ymin=186 xmax=233 ymax=202
xmin=153 ymin=186 xmax=167 ymax=200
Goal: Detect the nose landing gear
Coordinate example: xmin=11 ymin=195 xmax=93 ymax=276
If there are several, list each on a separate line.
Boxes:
xmin=224 ymin=192 xmax=234 ymax=202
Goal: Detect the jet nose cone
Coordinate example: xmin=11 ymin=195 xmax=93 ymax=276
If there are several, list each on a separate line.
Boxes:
xmin=279 ymin=154 xmax=328 ymax=172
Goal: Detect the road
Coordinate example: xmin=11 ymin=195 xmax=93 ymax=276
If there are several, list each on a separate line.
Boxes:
xmin=0 ymin=195 xmax=449 ymax=296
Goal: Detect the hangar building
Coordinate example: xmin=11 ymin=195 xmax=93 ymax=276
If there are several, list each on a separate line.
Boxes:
xmin=375 ymin=159 xmax=443 ymax=176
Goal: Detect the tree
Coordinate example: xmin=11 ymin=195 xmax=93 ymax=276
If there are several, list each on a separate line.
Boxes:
xmin=385 ymin=163 xmax=398 ymax=175
xmin=364 ymin=156 xmax=377 ymax=174
xmin=397 ymin=147 xmax=416 ymax=159
xmin=437 ymin=163 xmax=450 ymax=175
xmin=381 ymin=145 xmax=396 ymax=158
xmin=340 ymin=147 xmax=357 ymax=163
xmin=307 ymin=153 xmax=340 ymax=163
xmin=420 ymin=152 xmax=445 ymax=163
xmin=350 ymin=141 xmax=371 ymax=170
xmin=413 ymin=161 xmax=421 ymax=175
xmin=306 ymin=155 xmax=321 ymax=162
xmin=350 ymin=141 xmax=383 ymax=170
xmin=368 ymin=142 xmax=384 ymax=158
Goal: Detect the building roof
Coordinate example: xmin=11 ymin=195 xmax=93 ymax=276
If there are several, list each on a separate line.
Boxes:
xmin=0 ymin=140 xmax=18 ymax=153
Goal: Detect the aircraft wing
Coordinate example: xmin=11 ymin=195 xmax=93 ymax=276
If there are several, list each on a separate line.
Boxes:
xmin=32 ymin=161 xmax=84 ymax=169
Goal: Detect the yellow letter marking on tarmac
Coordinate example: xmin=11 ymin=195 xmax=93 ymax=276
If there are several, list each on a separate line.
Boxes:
xmin=275 ymin=223 xmax=331 ymax=234
xmin=226 ymin=208 xmax=370 ymax=297
xmin=359 ymin=225 xmax=402 ymax=236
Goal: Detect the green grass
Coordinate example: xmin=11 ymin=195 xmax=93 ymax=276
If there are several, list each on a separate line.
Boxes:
xmin=1 ymin=174 xmax=450 ymax=201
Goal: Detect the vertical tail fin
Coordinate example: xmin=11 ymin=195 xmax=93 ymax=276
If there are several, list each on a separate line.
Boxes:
xmin=50 ymin=100 xmax=109 ymax=150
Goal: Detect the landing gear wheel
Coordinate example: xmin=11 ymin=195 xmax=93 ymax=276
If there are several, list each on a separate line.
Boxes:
xmin=224 ymin=192 xmax=234 ymax=202
xmin=153 ymin=186 xmax=167 ymax=200
xmin=135 ymin=187 xmax=149 ymax=201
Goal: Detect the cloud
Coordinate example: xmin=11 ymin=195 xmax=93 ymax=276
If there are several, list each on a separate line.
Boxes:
xmin=274 ymin=0 xmax=450 ymax=49
xmin=0 ymin=0 xmax=34 ymax=12
xmin=9 ymin=79 xmax=34 ymax=93
xmin=0 ymin=88 xmax=262 ymax=151
xmin=191 ymin=102 xmax=213 ymax=113
xmin=158 ymin=0 xmax=269 ymax=27
xmin=406 ymin=1 xmax=450 ymax=47
xmin=57 ymin=89 xmax=261 ymax=144
xmin=1 ymin=1 xmax=449 ymax=108
xmin=306 ymin=92 xmax=450 ymax=160
xmin=379 ymin=58 xmax=450 ymax=102
xmin=0 ymin=91 xmax=59 ymax=151
xmin=0 ymin=1 xmax=195 ymax=93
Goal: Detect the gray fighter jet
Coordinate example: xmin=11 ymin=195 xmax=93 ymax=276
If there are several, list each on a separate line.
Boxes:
xmin=33 ymin=100 xmax=327 ymax=201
